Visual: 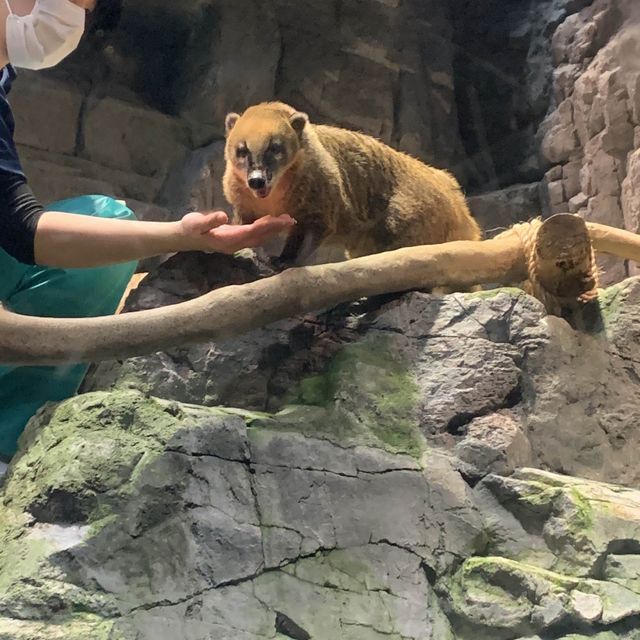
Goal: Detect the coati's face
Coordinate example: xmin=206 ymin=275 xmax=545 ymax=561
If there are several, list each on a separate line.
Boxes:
xmin=224 ymin=105 xmax=308 ymax=200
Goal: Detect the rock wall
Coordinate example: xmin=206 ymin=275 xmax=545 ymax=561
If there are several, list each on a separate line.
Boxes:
xmin=450 ymin=0 xmax=593 ymax=191
xmin=13 ymin=0 xmax=466 ymax=223
xmin=5 ymin=271 xmax=640 ymax=638
xmin=539 ymin=0 xmax=640 ymax=282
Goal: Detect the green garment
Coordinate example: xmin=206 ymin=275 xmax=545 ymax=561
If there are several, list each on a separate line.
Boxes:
xmin=0 ymin=195 xmax=138 ymax=459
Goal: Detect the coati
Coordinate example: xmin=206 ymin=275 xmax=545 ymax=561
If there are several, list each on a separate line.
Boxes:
xmin=223 ymin=101 xmax=481 ymax=266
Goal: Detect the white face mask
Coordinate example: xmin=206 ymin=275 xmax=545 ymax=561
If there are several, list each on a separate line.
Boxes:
xmin=5 ymin=0 xmax=85 ymax=70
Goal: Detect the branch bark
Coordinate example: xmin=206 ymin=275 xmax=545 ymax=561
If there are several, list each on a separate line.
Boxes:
xmin=1 ymin=214 xmax=638 ymax=367
xmin=587 ymin=222 xmax=640 ymax=263
xmin=0 ymin=234 xmax=526 ymax=366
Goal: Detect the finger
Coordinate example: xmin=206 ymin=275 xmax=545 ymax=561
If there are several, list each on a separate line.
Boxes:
xmin=252 ymin=214 xmax=296 ymax=231
xmin=199 ymin=211 xmax=229 ymax=231
xmin=181 ymin=211 xmax=229 ymax=234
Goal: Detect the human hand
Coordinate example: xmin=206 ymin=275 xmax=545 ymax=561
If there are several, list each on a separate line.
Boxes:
xmin=178 ymin=211 xmax=296 ymax=254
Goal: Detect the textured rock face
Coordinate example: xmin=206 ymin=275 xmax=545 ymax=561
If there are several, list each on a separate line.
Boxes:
xmin=85 ymin=251 xmax=640 ymax=488
xmin=4 ymin=389 xmax=640 ymax=638
xmin=0 ymin=392 xmax=476 ymax=639
xmin=538 ymin=0 xmax=640 ymax=282
xmin=447 ymin=468 xmax=640 ymax=639
xmin=450 ymin=0 xmax=593 ymax=191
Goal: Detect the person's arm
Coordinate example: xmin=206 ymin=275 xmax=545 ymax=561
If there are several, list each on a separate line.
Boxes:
xmin=0 ymin=171 xmax=295 ymax=268
xmin=34 ymin=209 xmax=296 ymax=268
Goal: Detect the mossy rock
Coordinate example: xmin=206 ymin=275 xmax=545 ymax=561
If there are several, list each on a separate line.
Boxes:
xmin=254 ymin=335 xmax=426 ymax=457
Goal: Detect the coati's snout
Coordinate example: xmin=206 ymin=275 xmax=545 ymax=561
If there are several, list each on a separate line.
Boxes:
xmin=224 ymin=104 xmax=309 ymax=200
xmin=247 ymin=169 xmax=267 ymax=192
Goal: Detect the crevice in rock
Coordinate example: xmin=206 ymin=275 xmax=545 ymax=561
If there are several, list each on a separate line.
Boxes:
xmin=164 ymin=447 xmax=248 ymax=465
xmin=126 ymin=544 xmax=339 ymax=614
xmin=446 ymin=381 xmax=523 ymax=436
xmin=421 ymin=561 xmax=438 ymax=587
xmin=590 ymin=538 xmax=640 ymax=580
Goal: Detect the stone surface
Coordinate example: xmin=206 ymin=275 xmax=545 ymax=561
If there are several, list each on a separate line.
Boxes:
xmin=538 ymin=0 xmax=640 ymax=283
xmin=84 ymin=248 xmax=640 ymax=488
xmin=0 ymin=391 xmax=478 ymax=639
xmin=4 ymin=393 xmax=640 ymax=638
xmin=10 ymin=73 xmax=84 ymax=156
xmin=443 ymin=468 xmax=640 ymax=637
xmin=81 ymin=97 xmax=189 ymax=180
xmin=450 ymin=0 xmax=594 ymax=191
xmin=467 ymin=183 xmax=543 ymax=237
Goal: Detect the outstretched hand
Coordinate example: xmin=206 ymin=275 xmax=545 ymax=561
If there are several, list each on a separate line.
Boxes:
xmin=180 ymin=211 xmax=296 ymax=254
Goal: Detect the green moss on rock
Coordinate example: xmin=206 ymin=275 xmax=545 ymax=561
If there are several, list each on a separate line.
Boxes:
xmin=4 ymin=391 xmax=187 ymax=528
xmin=267 ymin=336 xmax=425 ymax=456
xmin=567 ymin=488 xmax=594 ymax=532
xmin=0 ymin=615 xmax=116 ymax=640
xmin=597 ymin=281 xmax=625 ymax=321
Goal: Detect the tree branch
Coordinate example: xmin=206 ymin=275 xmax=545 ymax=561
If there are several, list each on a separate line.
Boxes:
xmin=2 ymin=215 xmax=639 ymax=367
xmin=0 ymin=234 xmax=526 ymax=366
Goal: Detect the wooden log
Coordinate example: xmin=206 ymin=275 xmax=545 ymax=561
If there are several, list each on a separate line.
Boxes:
xmin=3 ymin=215 xmax=640 ymax=367
xmin=587 ymin=222 xmax=640 ymax=263
xmin=0 ymin=234 xmax=526 ymax=366
xmin=535 ymin=214 xmax=597 ymax=303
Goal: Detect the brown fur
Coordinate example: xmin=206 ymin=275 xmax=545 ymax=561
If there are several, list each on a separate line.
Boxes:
xmin=223 ymin=102 xmax=481 ymax=266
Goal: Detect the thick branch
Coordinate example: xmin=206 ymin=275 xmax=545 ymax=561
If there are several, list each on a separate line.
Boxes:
xmin=0 ymin=235 xmax=526 ymax=366
xmin=4 ymin=216 xmax=640 ymax=367
xmin=587 ymin=222 xmax=640 ymax=263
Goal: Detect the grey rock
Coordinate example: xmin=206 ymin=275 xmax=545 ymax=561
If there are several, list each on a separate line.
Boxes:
xmin=10 ymin=72 xmax=84 ymax=156
xmin=604 ymin=554 xmax=640 ymax=593
xmin=0 ymin=391 xmax=476 ymax=638
xmin=570 ymin=591 xmax=604 ymax=623
xmin=467 ymin=183 xmax=543 ymax=237
xmin=539 ymin=0 xmax=640 ymax=284
xmin=454 ymin=409 xmax=533 ymax=481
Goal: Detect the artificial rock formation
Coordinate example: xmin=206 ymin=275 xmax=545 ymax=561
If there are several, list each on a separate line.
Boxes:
xmin=5 ymin=259 xmax=640 ymax=638
xmin=4 ymin=1 xmax=640 ymax=637
xmin=539 ymin=0 xmax=640 ymax=282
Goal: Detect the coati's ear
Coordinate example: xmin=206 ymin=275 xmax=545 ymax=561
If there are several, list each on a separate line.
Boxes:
xmin=290 ymin=111 xmax=309 ymax=135
xmin=225 ymin=112 xmax=241 ymax=135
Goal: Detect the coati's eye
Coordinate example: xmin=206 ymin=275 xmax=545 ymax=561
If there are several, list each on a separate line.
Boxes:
xmin=236 ymin=145 xmax=249 ymax=160
xmin=266 ymin=141 xmax=285 ymax=157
